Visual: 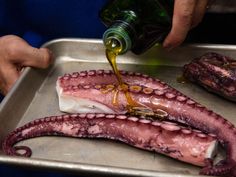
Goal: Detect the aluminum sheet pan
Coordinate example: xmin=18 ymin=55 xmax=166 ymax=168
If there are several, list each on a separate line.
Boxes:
xmin=1 ymin=38 xmax=236 ymax=177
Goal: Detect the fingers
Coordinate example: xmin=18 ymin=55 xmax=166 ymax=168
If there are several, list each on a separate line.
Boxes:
xmin=9 ymin=45 xmax=53 ymax=69
xmin=0 ymin=35 xmax=54 ymax=95
xmin=163 ymin=0 xmax=196 ymax=49
xmin=1 ymin=35 xmax=53 ymax=69
xmin=191 ymin=0 xmax=209 ymax=28
xmin=19 ymin=47 xmax=53 ymax=69
xmin=163 ymin=0 xmax=209 ymax=49
xmin=0 ymin=63 xmax=19 ymax=95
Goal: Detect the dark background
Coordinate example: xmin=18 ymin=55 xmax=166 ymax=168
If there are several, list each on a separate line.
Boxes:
xmin=187 ymin=0 xmax=236 ymax=45
xmin=1 ymin=0 xmax=236 ymax=176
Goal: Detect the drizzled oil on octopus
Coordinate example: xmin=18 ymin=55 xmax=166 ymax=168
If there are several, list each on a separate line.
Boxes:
xmin=3 ymin=69 xmax=236 ymax=177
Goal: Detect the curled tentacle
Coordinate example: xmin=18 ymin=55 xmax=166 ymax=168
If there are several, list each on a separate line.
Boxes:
xmin=3 ymin=69 xmax=236 ymax=176
xmin=2 ymin=113 xmax=217 ymax=167
xmin=56 ymin=70 xmax=236 ymax=176
xmin=200 ymin=159 xmax=235 ymax=176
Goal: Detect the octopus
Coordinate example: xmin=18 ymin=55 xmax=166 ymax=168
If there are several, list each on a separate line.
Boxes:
xmin=183 ymin=52 xmax=236 ymax=102
xmin=2 ymin=69 xmax=236 ymax=177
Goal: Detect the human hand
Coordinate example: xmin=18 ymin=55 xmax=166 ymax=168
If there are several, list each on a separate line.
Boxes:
xmin=163 ymin=0 xmax=210 ymax=49
xmin=0 ymin=35 xmax=53 ymax=95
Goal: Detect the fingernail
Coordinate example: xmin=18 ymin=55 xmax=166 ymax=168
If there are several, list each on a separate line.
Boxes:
xmin=163 ymin=43 xmax=174 ymax=51
xmin=41 ymin=48 xmax=54 ymax=64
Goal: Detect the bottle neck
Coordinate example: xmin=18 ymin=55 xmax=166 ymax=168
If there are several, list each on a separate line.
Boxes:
xmin=103 ymin=11 xmax=137 ymax=54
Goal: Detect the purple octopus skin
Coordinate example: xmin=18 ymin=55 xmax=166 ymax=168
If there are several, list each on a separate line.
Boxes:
xmin=2 ymin=70 xmax=236 ymax=177
xmin=183 ymin=52 xmax=236 ymax=102
xmin=55 ymin=70 xmax=236 ymax=177
xmin=2 ymin=113 xmax=217 ymax=167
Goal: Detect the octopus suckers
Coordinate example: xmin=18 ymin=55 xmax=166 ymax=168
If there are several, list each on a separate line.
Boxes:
xmin=154 ymin=90 xmax=165 ymax=96
xmin=87 ymin=114 xmax=96 ymax=119
xmin=151 ymin=121 xmax=162 ymax=126
xmin=79 ymin=72 xmax=86 ymax=77
xmin=176 ymin=96 xmax=187 ymax=102
xmin=127 ymin=116 xmax=139 ymax=122
xmin=96 ymin=113 xmax=105 ymax=118
xmin=129 ymin=85 xmax=142 ymax=93
xmin=197 ymin=133 xmax=207 ymax=138
xmin=105 ymin=114 xmax=115 ymax=119
xmin=88 ymin=70 xmax=96 ymax=76
xmin=181 ymin=129 xmax=192 ymax=134
xmin=161 ymin=123 xmax=180 ymax=131
xmin=139 ymin=119 xmax=151 ymax=124
xmin=186 ymin=99 xmax=195 ymax=105
xmin=79 ymin=114 xmax=86 ymax=118
xmin=165 ymin=93 xmax=176 ymax=99
xmin=143 ymin=88 xmax=153 ymax=95
xmin=116 ymin=115 xmax=127 ymax=119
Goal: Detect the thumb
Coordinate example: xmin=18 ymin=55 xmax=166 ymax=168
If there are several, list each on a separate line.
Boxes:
xmin=16 ymin=47 xmax=54 ymax=69
xmin=2 ymin=35 xmax=54 ymax=68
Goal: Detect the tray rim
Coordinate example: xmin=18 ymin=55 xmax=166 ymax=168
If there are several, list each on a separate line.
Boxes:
xmin=1 ymin=38 xmax=234 ymax=177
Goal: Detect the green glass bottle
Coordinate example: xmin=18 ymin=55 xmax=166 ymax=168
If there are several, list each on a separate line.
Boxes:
xmin=100 ymin=0 xmax=173 ymax=55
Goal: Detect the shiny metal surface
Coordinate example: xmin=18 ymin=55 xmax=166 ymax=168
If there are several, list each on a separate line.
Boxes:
xmin=1 ymin=38 xmax=236 ymax=177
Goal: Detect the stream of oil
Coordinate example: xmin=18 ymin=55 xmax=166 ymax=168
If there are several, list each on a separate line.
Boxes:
xmin=105 ymin=39 xmax=139 ymax=107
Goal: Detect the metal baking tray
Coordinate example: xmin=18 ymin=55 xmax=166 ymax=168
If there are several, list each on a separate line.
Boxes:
xmin=0 ymin=38 xmax=235 ymax=177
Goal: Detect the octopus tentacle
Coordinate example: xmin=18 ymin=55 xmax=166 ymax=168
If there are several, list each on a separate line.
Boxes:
xmin=2 ymin=113 xmax=217 ymax=167
xmin=56 ymin=70 xmax=236 ymax=176
xmin=183 ymin=52 xmax=236 ymax=102
xmin=200 ymin=159 xmax=235 ymax=176
xmin=58 ymin=69 xmax=171 ymax=91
